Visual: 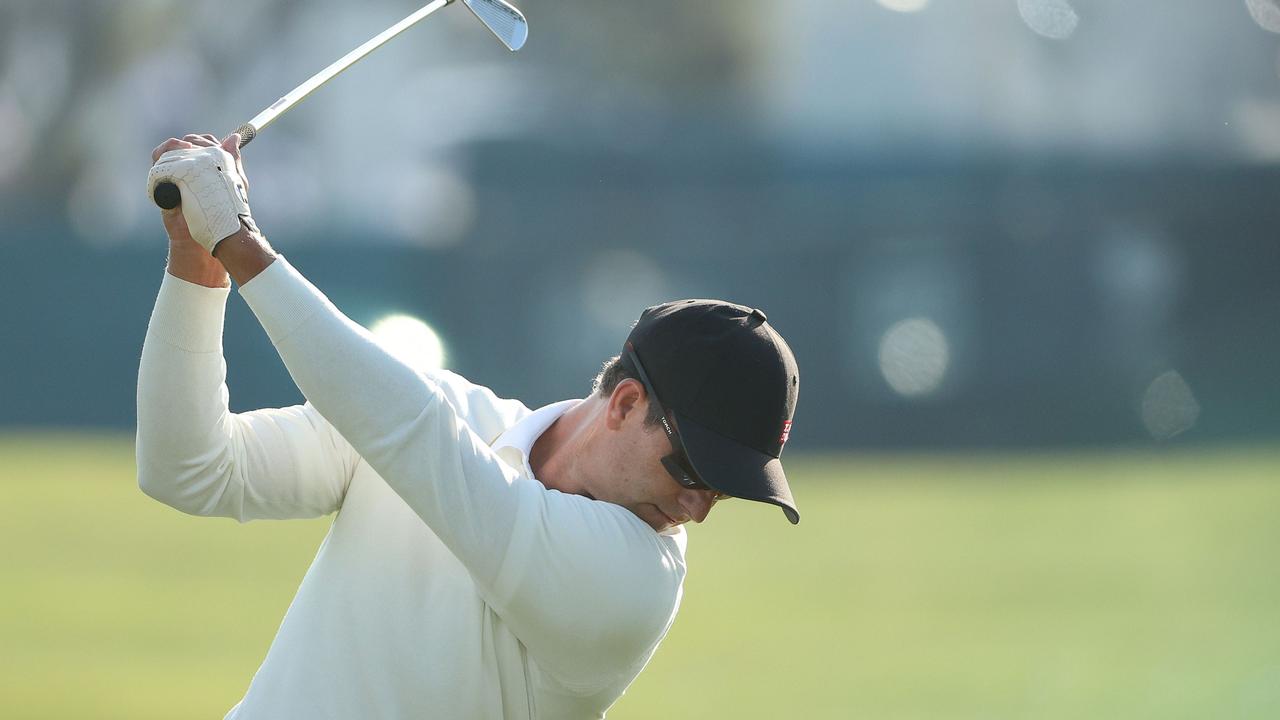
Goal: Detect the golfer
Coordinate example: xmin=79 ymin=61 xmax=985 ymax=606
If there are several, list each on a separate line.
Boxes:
xmin=137 ymin=133 xmax=800 ymax=719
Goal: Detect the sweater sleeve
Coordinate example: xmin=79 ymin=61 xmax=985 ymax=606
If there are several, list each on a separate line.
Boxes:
xmin=237 ymin=256 xmax=686 ymax=690
xmin=136 ymin=270 xmax=359 ymax=521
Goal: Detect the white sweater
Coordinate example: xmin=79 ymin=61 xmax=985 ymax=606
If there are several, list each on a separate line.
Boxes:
xmin=136 ymin=256 xmax=687 ymax=719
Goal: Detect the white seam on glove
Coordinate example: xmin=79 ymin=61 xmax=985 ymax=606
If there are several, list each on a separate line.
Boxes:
xmin=147 ymin=146 xmax=253 ymax=253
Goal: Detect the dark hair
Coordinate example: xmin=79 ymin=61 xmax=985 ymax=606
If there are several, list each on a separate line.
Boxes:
xmin=592 ymin=355 xmax=665 ymax=427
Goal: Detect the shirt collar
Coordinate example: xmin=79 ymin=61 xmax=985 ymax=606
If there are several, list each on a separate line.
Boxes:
xmin=493 ymin=397 xmax=687 ymax=541
xmin=491 ymin=399 xmax=581 ymax=479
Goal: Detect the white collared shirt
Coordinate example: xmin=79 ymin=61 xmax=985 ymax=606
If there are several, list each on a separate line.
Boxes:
xmin=491 ymin=398 xmax=581 ymax=480
xmin=137 ymin=258 xmax=687 ymax=719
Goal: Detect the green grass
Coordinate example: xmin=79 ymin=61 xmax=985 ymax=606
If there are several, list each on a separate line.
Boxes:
xmin=3 ymin=434 xmax=1279 ymax=719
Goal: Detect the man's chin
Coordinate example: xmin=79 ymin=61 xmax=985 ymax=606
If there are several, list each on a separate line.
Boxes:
xmin=650 ymin=506 xmax=679 ymax=532
xmin=609 ymin=501 xmax=675 ymax=532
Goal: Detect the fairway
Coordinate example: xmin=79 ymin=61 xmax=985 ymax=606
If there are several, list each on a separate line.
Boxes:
xmin=3 ymin=434 xmax=1279 ymax=719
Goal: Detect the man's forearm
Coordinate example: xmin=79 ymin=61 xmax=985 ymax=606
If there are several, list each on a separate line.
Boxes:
xmin=212 ymin=224 xmax=278 ymax=286
xmin=136 ymin=266 xmax=237 ymax=514
xmin=160 ymin=203 xmax=230 ymax=287
xmin=160 ymin=208 xmax=275 ymax=290
xmin=167 ymin=241 xmax=230 ymax=288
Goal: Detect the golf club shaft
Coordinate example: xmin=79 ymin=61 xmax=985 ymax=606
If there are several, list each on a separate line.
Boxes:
xmin=152 ymin=0 xmax=452 ymax=210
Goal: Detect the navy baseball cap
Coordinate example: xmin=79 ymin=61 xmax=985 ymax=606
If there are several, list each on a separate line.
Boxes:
xmin=623 ymin=299 xmax=800 ymax=524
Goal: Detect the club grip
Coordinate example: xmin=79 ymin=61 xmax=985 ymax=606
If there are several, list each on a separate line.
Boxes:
xmin=152 ymin=180 xmax=182 ymax=210
xmin=234 ymin=123 xmax=256 ymax=147
xmin=150 ymin=124 xmax=257 ymax=209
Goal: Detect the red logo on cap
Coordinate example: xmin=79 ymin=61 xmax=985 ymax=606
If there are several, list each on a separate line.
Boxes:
xmin=779 ymin=421 xmax=792 ymax=446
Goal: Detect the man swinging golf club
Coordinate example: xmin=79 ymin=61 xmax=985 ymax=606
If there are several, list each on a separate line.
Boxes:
xmin=139 ymin=131 xmax=800 ymax=718
xmin=137 ymin=7 xmax=799 ymax=718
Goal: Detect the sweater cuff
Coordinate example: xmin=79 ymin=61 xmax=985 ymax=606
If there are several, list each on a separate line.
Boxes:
xmin=148 ymin=269 xmax=232 ymax=353
xmin=237 ymin=255 xmax=329 ymax=345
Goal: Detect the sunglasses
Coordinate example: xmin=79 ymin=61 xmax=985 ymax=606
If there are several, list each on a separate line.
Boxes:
xmin=624 ymin=344 xmax=726 ymax=498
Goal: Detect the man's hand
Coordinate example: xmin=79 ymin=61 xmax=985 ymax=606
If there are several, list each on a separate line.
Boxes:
xmin=150 ymin=134 xmax=258 ymax=288
xmin=148 ymin=133 xmax=255 ymax=254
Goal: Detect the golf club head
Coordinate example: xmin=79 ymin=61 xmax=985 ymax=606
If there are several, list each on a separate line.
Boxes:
xmin=461 ymin=0 xmax=528 ymax=51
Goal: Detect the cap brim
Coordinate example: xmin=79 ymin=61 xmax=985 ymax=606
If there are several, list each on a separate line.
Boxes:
xmin=675 ymin=412 xmax=800 ymax=524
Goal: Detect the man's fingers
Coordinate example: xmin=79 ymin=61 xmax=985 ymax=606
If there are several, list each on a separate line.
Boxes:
xmin=219 ymin=133 xmax=249 ymax=194
xmin=221 ymin=133 xmax=242 ymax=159
xmin=151 ymin=138 xmax=195 ymax=163
xmin=182 ymin=133 xmax=217 ymax=147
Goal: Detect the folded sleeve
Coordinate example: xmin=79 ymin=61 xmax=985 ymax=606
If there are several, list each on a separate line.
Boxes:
xmin=136 ymin=270 xmax=359 ymax=521
xmin=238 ymin=256 xmax=686 ymax=689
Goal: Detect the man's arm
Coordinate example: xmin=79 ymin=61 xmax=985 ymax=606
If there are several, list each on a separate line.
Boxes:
xmin=215 ymin=233 xmax=684 ymax=687
xmin=137 ymin=134 xmax=358 ymax=521
xmin=153 ymin=133 xmax=685 ymax=687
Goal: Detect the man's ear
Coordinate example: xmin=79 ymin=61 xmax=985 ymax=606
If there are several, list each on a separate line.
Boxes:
xmin=605 ymin=379 xmax=645 ymax=430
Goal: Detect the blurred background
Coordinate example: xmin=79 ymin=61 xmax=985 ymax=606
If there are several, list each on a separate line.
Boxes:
xmin=2 ymin=0 xmax=1279 ymax=718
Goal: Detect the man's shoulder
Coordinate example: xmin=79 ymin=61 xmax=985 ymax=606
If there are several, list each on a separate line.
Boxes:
xmin=424 ymin=367 xmax=534 ymax=438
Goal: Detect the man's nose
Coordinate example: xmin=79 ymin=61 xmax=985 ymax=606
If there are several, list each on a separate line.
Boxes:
xmin=680 ymin=489 xmax=719 ymax=523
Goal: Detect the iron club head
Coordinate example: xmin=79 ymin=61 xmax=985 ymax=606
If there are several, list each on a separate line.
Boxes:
xmin=461 ymin=0 xmax=528 ymax=51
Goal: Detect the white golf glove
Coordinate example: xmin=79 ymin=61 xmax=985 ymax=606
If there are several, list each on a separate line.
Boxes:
xmin=146 ymin=145 xmax=253 ymax=253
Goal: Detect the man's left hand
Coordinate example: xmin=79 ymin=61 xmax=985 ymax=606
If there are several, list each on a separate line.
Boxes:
xmin=147 ymin=133 xmax=255 ymax=254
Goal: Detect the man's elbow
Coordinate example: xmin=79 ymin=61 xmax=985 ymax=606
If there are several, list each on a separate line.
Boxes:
xmin=136 ymin=459 xmax=190 ymax=511
xmin=135 ymin=452 xmax=235 ymax=518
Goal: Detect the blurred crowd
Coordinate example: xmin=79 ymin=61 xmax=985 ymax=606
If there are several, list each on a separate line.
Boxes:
xmin=3 ymin=0 xmax=1279 ymax=447
xmin=4 ymin=1 xmax=1279 ymax=244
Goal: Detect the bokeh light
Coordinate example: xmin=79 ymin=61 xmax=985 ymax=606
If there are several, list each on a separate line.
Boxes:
xmin=1140 ymin=370 xmax=1200 ymax=440
xmin=369 ymin=313 xmax=447 ymax=370
xmin=1246 ymin=0 xmax=1280 ymax=34
xmin=878 ymin=317 xmax=950 ymax=398
xmin=1017 ymin=0 xmax=1080 ymax=40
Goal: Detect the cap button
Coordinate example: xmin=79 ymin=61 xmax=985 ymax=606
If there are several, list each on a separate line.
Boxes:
xmin=750 ymin=308 xmax=768 ymax=323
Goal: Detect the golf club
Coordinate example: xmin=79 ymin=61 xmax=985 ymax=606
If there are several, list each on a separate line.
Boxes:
xmin=152 ymin=0 xmax=527 ymax=209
